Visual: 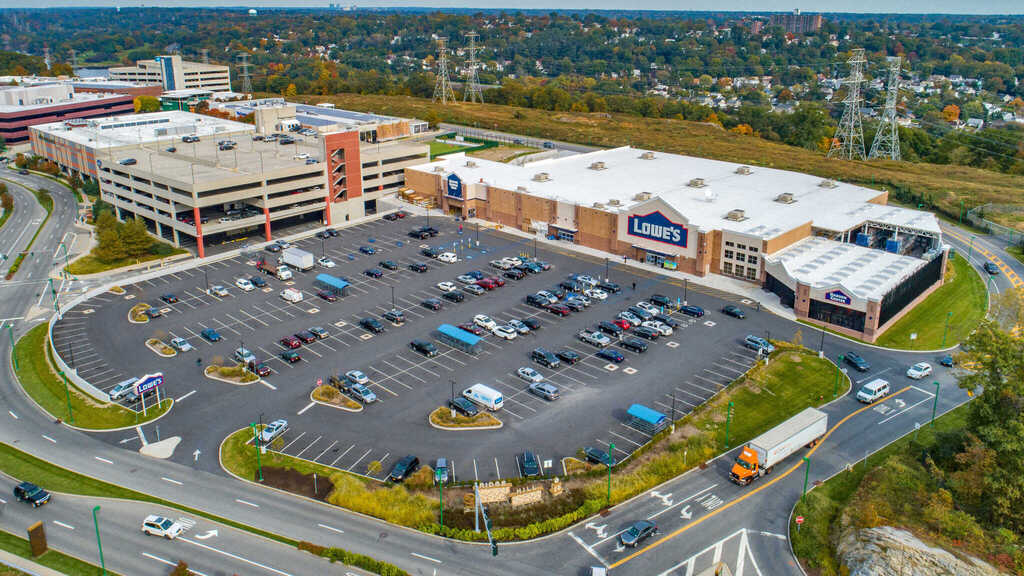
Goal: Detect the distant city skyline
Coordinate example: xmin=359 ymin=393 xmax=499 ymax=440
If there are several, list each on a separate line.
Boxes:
xmin=1 ymin=1 xmax=1022 ymax=15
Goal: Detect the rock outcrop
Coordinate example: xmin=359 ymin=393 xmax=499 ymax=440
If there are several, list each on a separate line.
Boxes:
xmin=837 ymin=525 xmax=1003 ymax=576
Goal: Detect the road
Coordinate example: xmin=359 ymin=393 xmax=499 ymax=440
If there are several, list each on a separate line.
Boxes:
xmin=439 ymin=123 xmax=598 ymax=154
xmin=0 ymin=180 xmax=1006 ymax=576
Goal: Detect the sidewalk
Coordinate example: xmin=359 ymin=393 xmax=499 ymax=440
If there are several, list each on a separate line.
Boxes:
xmin=0 ymin=549 xmax=67 ymax=576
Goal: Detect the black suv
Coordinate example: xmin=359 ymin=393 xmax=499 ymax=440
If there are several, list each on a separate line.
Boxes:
xmin=597 ymin=321 xmax=623 ymax=337
xmin=526 ymin=294 xmax=549 ymax=308
xmin=421 ymin=247 xmax=441 ymax=258
xmin=382 ymin=309 xmax=405 ymax=325
xmin=721 ymin=305 xmax=746 ymax=319
xmin=844 ymin=352 xmax=870 ymax=372
xmin=633 ymin=326 xmax=661 ymax=340
xmin=408 ymin=262 xmax=429 ymax=273
xmin=584 ymin=447 xmax=614 ymax=467
xmin=359 ymin=317 xmax=385 ymax=333
xmin=442 ymin=291 xmax=465 ymax=303
xmin=410 ymin=339 xmax=438 ymax=357
xmin=557 ymin=349 xmax=581 ymax=364
xmin=503 ymin=269 xmax=526 ymax=280
xmin=521 ymin=451 xmax=541 ymax=477
xmin=598 ymin=281 xmax=621 ymax=294
xmin=408 ymin=226 xmax=439 ymax=239
xmin=422 ymin=298 xmax=443 ymax=311
xmin=389 ymin=455 xmax=420 ymax=482
xmin=449 ymin=397 xmax=479 ymax=417
xmin=14 ymin=482 xmax=50 ymax=507
xmin=531 ymin=347 xmax=561 ymax=368
xmin=620 ymin=338 xmax=649 ymax=353
xmin=650 ymin=294 xmax=674 ymax=309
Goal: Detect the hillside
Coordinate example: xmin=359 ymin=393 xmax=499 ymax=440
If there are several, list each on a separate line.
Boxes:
xmin=295 ymin=93 xmax=1024 ymax=221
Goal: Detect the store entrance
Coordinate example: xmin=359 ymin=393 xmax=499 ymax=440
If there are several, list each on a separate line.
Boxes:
xmin=645 ymin=252 xmax=666 ymax=267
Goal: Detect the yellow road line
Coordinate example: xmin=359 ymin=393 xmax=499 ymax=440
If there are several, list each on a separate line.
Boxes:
xmin=608 ymin=386 xmax=914 ymax=570
xmin=942 ymin=227 xmax=1023 ymax=293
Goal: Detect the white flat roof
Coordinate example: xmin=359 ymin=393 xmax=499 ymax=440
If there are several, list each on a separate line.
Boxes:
xmin=0 ymin=89 xmax=128 ymax=114
xmin=411 ymin=146 xmax=940 ymax=239
xmin=31 ymin=111 xmax=254 ymax=148
xmin=766 ymin=236 xmax=928 ymax=300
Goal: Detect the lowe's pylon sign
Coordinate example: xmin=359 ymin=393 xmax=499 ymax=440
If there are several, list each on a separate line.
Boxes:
xmin=446 ymin=173 xmax=463 ymax=199
xmin=627 ymin=211 xmax=688 ymax=248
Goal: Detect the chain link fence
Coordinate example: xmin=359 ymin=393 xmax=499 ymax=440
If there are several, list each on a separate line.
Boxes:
xmin=965 ymin=204 xmax=1024 ymax=247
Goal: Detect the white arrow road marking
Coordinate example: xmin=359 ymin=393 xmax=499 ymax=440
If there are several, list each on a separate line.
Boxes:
xmin=52 ymin=521 xmax=74 ymax=530
xmin=585 ymin=522 xmax=608 ymax=539
xmin=651 ymin=490 xmax=673 ymax=506
xmin=179 ymin=537 xmax=293 ymax=576
xmin=41 ymin=435 xmax=56 ymax=443
xmin=297 ymin=401 xmax=315 ymax=415
xmin=648 ymin=484 xmax=717 ymax=520
xmin=568 ymin=531 xmax=609 ymax=568
xmin=410 ymin=552 xmax=442 ymax=564
xmin=679 ymin=505 xmax=693 ymax=520
xmin=318 ymin=523 xmax=344 ymax=535
xmin=194 ymin=529 xmax=219 ymax=540
xmin=235 ymin=498 xmax=259 ymax=508
xmin=193 ymin=449 xmax=201 ymax=462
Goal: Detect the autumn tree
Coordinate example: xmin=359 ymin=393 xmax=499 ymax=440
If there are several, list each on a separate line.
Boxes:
xmin=133 ymin=95 xmax=160 ymax=113
xmin=942 ymin=104 xmax=961 ymax=123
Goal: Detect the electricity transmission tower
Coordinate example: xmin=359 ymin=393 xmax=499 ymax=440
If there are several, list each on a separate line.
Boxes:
xmin=200 ymin=48 xmax=210 ymax=65
xmin=828 ymin=48 xmax=867 ymax=161
xmin=237 ymin=52 xmax=253 ymax=95
xmin=432 ymin=37 xmax=456 ymax=105
xmin=463 ymin=32 xmax=484 ymax=104
xmin=869 ymin=56 xmax=902 ymax=161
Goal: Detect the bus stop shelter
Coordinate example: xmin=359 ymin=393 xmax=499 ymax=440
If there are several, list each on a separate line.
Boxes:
xmin=627 ymin=403 xmax=669 ymax=434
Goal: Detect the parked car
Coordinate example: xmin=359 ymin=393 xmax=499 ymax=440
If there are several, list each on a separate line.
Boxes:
xmin=438 ymin=252 xmax=458 ymax=263
xmin=744 ymin=335 xmax=774 ymax=355
xmin=317 ymin=290 xmax=338 ymax=302
xmin=208 ymin=285 xmax=229 ymax=297
xmin=504 ymin=268 xmax=526 ymax=280
xmin=628 ymin=305 xmax=654 ymax=321
xmin=492 ymin=325 xmax=518 ymax=340
xmin=389 ymin=455 xmax=420 ymax=482
xmin=200 ymin=328 xmax=222 ymax=342
xmin=160 ymin=294 xmax=179 ymax=304
xmin=410 ymin=339 xmax=438 ymax=357
xmin=249 ymin=276 xmax=267 ymax=288
xmin=294 ymin=330 xmax=317 ymax=344
xmin=474 ymin=314 xmax=497 ymax=330
xmin=309 ymin=326 xmax=329 ymax=339
xmin=613 ymin=318 xmax=632 ymax=331
xmin=508 ymin=319 xmax=530 ymax=334
xmin=649 ymin=294 xmax=675 ymax=309
xmin=845 ymin=352 xmax=870 ymax=372
xmin=598 ymin=281 xmax=621 ymax=294
xmin=422 ymin=298 xmax=443 ymax=311
xmin=456 ymin=274 xmax=477 ymax=284
xmin=598 ymin=321 xmax=623 ymax=337
xmin=517 ymin=366 xmax=544 ymax=383
xmin=359 ymin=245 xmax=376 ymax=255
xmin=642 ymin=320 xmax=673 ymax=336
xmin=449 ymin=397 xmax=479 ymax=417
xmin=939 ymin=354 xmax=955 ymax=367
xmin=360 ymin=317 xmax=385 ymax=333
xmin=523 ymin=318 xmax=542 ymax=331
xmin=382 ymin=309 xmax=405 ymax=325
xmin=557 ymin=349 xmax=581 ymax=365
xmin=856 ymin=379 xmax=891 ymax=403
xmin=679 ymin=305 xmax=705 ymax=317
xmin=463 ymin=284 xmax=486 ymax=296
xmin=280 ymin=335 xmax=302 ymax=349
xmin=584 ymin=447 xmax=614 ymax=466
xmin=252 ymin=362 xmax=272 ymax=377
xmin=280 ymin=350 xmax=301 ymax=363
xmin=141 ymin=515 xmax=183 ymax=539
xmin=144 ymin=308 xmax=162 ymax=319
xmin=109 ymin=378 xmax=139 ymax=400
xmin=619 ymin=520 xmax=658 ymax=548
xmin=409 ymin=262 xmax=429 ymax=273
xmin=584 ymin=288 xmax=608 ymax=301
xmin=721 ymin=305 xmax=746 ymax=319
xmin=906 ymin=362 xmax=933 ymax=379
xmin=169 ymin=337 xmax=192 ymax=352
xmin=259 ymin=419 xmax=288 ymax=443
xmin=617 ymin=311 xmax=642 ymax=325
xmin=521 ymin=451 xmax=541 ymax=477
xmin=597 ymin=348 xmax=626 ymax=363
xmin=265 ymin=244 xmax=283 ymax=253
xmin=531 ymin=348 xmax=560 ymax=368
xmin=317 ymin=256 xmax=336 ymax=268
xmin=364 ymin=268 xmax=383 ymax=278
xmin=545 ymin=303 xmax=571 ymax=316
xmin=442 ymin=291 xmax=465 ymax=303
xmin=14 ymin=482 xmax=50 ymax=507
xmin=476 ymin=278 xmax=498 ymax=291
xmin=380 ymin=260 xmax=399 ymax=270
xmin=632 ymin=326 xmax=661 ymax=341
xmin=529 ymin=381 xmax=560 ymax=401
xmin=437 ymin=281 xmax=458 ymax=292
xmin=458 ymin=323 xmax=485 ymax=336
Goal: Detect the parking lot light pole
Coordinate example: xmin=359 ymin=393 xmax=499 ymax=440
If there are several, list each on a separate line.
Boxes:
xmin=391 ymin=286 xmax=396 ymax=310
xmin=92 ymin=505 xmax=106 ymax=575
xmin=436 ymin=469 xmax=444 ymax=528
xmin=931 ymin=381 xmax=940 ymax=427
xmin=967 ymin=234 xmax=975 ymax=265
xmin=834 ymin=355 xmax=844 ymax=398
xmin=450 ymin=379 xmax=456 ymax=418
xmin=8 ymin=325 xmax=17 ymax=371
xmin=670 ymin=394 xmax=677 ymax=433
xmin=58 ymin=371 xmax=74 ymax=424
xmin=725 ymin=402 xmax=734 ymax=449
xmin=606 ymin=443 xmax=615 ymax=506
xmin=203 ymin=269 xmax=210 ymax=292
xmin=250 ymin=421 xmax=264 ymax=482
xmin=801 ymin=457 xmax=811 ymax=501
xmin=942 ymin=311 xmax=953 ymax=347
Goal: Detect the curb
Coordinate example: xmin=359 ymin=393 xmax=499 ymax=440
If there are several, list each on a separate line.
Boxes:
xmin=145 ymin=339 xmax=177 ymax=358
xmin=204 ymin=367 xmax=261 ymax=387
xmin=309 ymin=388 xmax=363 ymax=413
xmin=427 ymin=409 xmax=503 ymax=431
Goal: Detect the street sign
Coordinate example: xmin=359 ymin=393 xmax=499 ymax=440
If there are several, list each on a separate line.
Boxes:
xmin=135 ymin=373 xmax=164 ymax=395
xmin=795 ymin=516 xmax=804 ymax=525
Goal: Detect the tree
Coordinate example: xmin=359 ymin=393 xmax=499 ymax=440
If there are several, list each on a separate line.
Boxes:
xmin=120 ymin=217 xmax=152 ymax=258
xmin=94 ymin=212 xmax=127 ymax=262
xmin=133 ymin=95 xmax=160 ymax=113
xmin=942 ymin=104 xmax=961 ymax=123
xmin=284 ymin=83 xmax=298 ymax=98
xmin=956 ymin=293 xmax=1024 ymax=532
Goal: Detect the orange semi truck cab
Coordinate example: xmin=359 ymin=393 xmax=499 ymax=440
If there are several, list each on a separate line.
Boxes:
xmin=729 ymin=407 xmax=828 ymax=486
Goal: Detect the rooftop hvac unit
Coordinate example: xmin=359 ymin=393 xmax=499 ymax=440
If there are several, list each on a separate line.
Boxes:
xmin=775 ymin=192 xmax=796 ymax=204
xmin=639 ymin=151 xmax=656 ymax=160
xmin=632 ymin=191 xmax=653 ymax=202
xmin=735 ymin=165 xmax=752 ymax=175
xmin=588 ymin=161 xmax=607 ymax=170
xmin=688 ymin=178 xmax=707 ymax=188
xmin=593 ymin=202 xmax=606 ymax=209
xmin=607 ymin=199 xmax=622 ymax=206
xmin=432 ymin=166 xmax=446 ymax=173
xmin=818 ymin=179 xmax=838 ymax=188
xmin=464 ymin=160 xmax=477 ymax=168
xmin=516 ymin=186 xmax=528 ymax=193
xmin=703 ymin=188 xmax=718 ymax=202
xmin=725 ymin=209 xmax=747 ymax=222
xmin=532 ymin=172 xmax=551 ymax=182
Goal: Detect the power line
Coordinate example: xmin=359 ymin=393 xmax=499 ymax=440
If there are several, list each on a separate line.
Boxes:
xmin=237 ymin=52 xmax=253 ymax=95
xmin=869 ymin=56 xmax=902 ymax=161
xmin=463 ymin=31 xmax=484 ymax=104
xmin=828 ymin=48 xmax=867 ymax=161
xmin=432 ymin=36 xmax=456 ymax=105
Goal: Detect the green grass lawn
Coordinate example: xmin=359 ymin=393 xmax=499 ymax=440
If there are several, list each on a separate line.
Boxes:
xmin=1008 ymin=244 xmax=1024 ymax=266
xmin=0 ymin=530 xmax=117 ymax=576
xmin=429 ymin=140 xmax=475 ymax=157
xmin=66 ymin=242 xmax=187 ymax=276
xmin=874 ymin=253 xmax=987 ymax=350
xmin=790 ymin=405 xmax=969 ymax=576
xmin=0 ymin=192 xmax=11 ymax=231
xmin=14 ymin=324 xmax=171 ymax=429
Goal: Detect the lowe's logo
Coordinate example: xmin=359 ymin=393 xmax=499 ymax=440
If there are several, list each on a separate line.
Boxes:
xmin=446 ymin=174 xmax=463 ymax=199
xmin=627 ymin=211 xmax=688 ymax=248
xmin=136 ymin=373 xmax=164 ymax=394
xmin=825 ymin=289 xmax=852 ymax=306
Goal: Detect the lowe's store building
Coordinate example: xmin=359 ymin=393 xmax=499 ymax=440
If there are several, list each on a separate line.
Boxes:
xmin=404 ymin=147 xmax=946 ymax=342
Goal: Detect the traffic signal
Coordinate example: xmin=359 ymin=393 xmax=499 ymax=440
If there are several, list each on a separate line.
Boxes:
xmin=490 ymin=540 xmax=498 ymax=557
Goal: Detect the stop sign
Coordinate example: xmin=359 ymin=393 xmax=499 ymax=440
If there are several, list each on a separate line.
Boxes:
xmin=796 ymin=516 xmax=804 ymax=525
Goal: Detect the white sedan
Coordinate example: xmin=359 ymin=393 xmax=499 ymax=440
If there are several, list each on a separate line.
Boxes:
xmin=437 ymin=281 xmax=458 ymax=293
xmin=516 ymin=366 xmax=544 ymax=383
xmin=235 ymin=278 xmax=254 ymax=291
xmin=345 ymin=370 xmax=369 ymax=385
xmin=584 ymin=288 xmax=608 ymax=301
xmin=642 ymin=320 xmax=673 ymax=336
xmin=456 ymin=274 xmax=477 ymax=284
xmin=636 ymin=301 xmax=659 ymax=314
xmin=208 ymin=285 xmax=229 ymax=297
xmin=474 ymin=314 xmax=497 ymax=330
xmin=170 ymin=337 xmax=193 ymax=352
xmin=317 ymin=256 xmax=336 ymax=268
xmin=491 ymin=325 xmax=518 ymax=340
xmin=438 ymin=252 xmax=458 ymax=264
xmin=906 ymin=362 xmax=933 ymax=380
xmin=142 ymin=515 xmax=184 ymax=540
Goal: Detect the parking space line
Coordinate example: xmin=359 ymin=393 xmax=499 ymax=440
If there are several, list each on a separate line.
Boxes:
xmin=313 ymin=440 xmax=338 ymax=462
xmin=693 ymin=374 xmax=725 ymax=389
xmin=330 ymin=444 xmax=355 ymax=467
xmin=280 ymin=432 xmax=307 ymax=452
xmin=347 ymin=449 xmax=373 ymax=471
xmin=294 ymin=435 xmax=322 ymax=458
xmin=494 ymin=457 xmax=501 ymax=478
xmin=610 ymin=429 xmax=646 ymax=448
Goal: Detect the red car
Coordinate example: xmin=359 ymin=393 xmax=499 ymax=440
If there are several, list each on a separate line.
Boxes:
xmin=486 ymin=276 xmax=506 ymax=287
xmin=251 ymin=362 xmax=273 ymax=377
xmin=476 ymin=278 xmax=498 ymax=290
xmin=280 ymin=336 xmax=302 ymax=349
xmin=458 ymin=322 xmax=485 ymax=336
xmin=613 ymin=318 xmax=632 ymax=331
xmin=545 ymin=303 xmax=571 ymax=317
xmin=396 ymin=210 xmax=407 ymax=218
xmin=294 ymin=331 xmax=317 ymax=344
xmin=317 ymin=290 xmax=338 ymax=302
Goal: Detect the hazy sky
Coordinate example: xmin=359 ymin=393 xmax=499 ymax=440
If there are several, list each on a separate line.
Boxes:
xmin=3 ymin=1 xmax=1022 ymax=14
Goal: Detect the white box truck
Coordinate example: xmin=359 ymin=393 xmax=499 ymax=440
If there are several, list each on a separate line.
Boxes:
xmin=463 ymin=384 xmax=504 ymax=411
xmin=281 ymin=247 xmax=314 ymax=272
xmin=729 ymin=407 xmax=827 ymax=486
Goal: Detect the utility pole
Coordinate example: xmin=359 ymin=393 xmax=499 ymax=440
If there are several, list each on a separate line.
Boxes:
xmin=9 ymin=324 xmax=17 ymax=371
xmin=801 ymin=457 xmax=811 ymax=501
xmin=828 ymin=48 xmax=867 ymax=161
xmin=869 ymin=56 xmax=902 ymax=161
xmin=834 ymin=355 xmax=845 ymax=398
xmin=432 ymin=37 xmax=456 ymax=104
xmin=463 ymin=31 xmax=484 ymax=104
xmin=92 ymin=506 xmax=106 ymax=576
xmin=250 ymin=421 xmax=264 ymax=481
xmin=59 ymin=371 xmax=74 ymax=424
xmin=606 ymin=443 xmax=615 ymax=506
xmin=725 ymin=401 xmax=734 ymax=449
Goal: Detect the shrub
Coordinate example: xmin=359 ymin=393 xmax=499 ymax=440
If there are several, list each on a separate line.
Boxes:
xmin=298 ymin=541 xmax=409 ymax=576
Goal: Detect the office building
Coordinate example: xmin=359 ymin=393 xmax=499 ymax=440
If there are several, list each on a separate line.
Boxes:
xmin=770 ymin=9 xmax=823 ymax=34
xmin=0 ymin=83 xmax=134 ymax=145
xmin=108 ymin=55 xmax=232 ymax=92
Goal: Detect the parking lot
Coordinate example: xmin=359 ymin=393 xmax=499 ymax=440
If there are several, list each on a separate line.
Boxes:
xmin=56 ymin=212 xmax=790 ymax=482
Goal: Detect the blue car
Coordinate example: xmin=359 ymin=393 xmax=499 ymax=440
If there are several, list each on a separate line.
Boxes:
xmin=359 ymin=246 xmax=376 ymax=255
xmin=200 ymin=328 xmax=222 ymax=342
xmin=596 ymin=347 xmax=625 ymax=363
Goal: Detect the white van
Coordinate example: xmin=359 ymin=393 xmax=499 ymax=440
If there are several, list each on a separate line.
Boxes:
xmin=463 ymin=384 xmax=504 ymax=411
xmin=856 ymin=378 xmax=890 ymax=403
xmin=280 ymin=288 xmax=303 ymax=303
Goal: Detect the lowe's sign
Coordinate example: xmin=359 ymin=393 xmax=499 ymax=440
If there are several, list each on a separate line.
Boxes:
xmin=446 ymin=173 xmax=463 ymax=199
xmin=627 ymin=211 xmax=688 ymax=248
xmin=824 ymin=289 xmax=852 ymax=306
xmin=136 ymin=373 xmax=164 ymax=395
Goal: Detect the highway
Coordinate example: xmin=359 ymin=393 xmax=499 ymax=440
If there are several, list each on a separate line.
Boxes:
xmin=0 ymin=169 xmax=1005 ymax=576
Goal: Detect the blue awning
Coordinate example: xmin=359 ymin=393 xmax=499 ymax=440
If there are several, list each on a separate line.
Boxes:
xmin=315 ymin=273 xmax=349 ymax=292
xmin=627 ymin=404 xmax=667 ymax=426
xmin=438 ymin=323 xmax=481 ymax=347
xmin=632 ymin=246 xmax=678 ymax=258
